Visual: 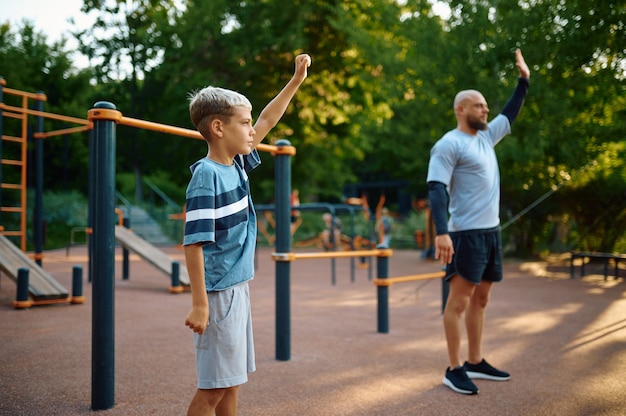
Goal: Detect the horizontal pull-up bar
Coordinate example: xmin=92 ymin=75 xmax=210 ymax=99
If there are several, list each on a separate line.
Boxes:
xmin=1 ymin=86 xmax=47 ymax=101
xmin=88 ymin=107 xmax=285 ymax=154
xmin=272 ymin=249 xmax=392 ymax=262
xmin=34 ymin=124 xmax=93 ymax=139
xmin=373 ymin=271 xmax=444 ymax=287
xmin=0 ymin=103 xmax=90 ymax=125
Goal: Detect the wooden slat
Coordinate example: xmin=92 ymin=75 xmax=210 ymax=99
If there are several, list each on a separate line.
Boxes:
xmin=0 ymin=234 xmax=69 ymax=300
xmin=114 ymin=225 xmax=189 ymax=285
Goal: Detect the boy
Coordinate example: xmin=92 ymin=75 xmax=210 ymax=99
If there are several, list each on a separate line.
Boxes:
xmin=183 ymin=53 xmax=311 ymax=415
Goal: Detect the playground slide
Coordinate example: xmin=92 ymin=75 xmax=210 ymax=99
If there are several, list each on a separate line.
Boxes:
xmin=0 ymin=234 xmax=69 ymax=300
xmin=114 ymin=225 xmax=189 ymax=286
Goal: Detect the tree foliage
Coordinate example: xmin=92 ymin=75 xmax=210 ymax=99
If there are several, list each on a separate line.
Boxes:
xmin=1 ymin=0 xmax=624 ymax=255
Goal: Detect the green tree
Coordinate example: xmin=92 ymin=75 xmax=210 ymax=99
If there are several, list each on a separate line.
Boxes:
xmin=440 ymin=0 xmax=626 ymax=254
xmin=0 ymin=21 xmax=94 ymax=194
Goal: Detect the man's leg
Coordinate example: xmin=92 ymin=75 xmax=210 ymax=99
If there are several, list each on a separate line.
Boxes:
xmin=462 ymin=280 xmax=510 ymax=381
xmin=442 ymin=274 xmax=480 ymax=394
xmin=443 ymin=274 xmax=477 ymax=368
xmin=465 ymin=280 xmax=493 ymax=364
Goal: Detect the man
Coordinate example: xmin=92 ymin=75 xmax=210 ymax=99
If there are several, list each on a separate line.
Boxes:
xmin=426 ymin=49 xmax=530 ymax=395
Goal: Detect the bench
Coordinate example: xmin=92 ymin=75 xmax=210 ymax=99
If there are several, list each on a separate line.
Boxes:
xmin=570 ymin=251 xmax=626 ymax=280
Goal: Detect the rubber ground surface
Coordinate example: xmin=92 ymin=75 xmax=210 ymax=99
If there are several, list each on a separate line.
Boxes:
xmin=1 ymin=246 xmax=624 ymax=415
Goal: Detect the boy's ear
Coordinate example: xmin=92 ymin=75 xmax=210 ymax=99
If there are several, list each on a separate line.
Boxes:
xmin=209 ymin=118 xmax=223 ymax=137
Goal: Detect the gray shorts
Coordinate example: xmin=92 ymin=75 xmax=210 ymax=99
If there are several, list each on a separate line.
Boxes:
xmin=194 ymin=282 xmax=255 ymax=389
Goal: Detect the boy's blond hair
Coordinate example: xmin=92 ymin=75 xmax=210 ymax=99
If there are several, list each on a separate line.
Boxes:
xmin=188 ymin=86 xmax=252 ymax=139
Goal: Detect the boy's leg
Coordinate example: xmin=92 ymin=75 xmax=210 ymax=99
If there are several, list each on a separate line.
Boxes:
xmin=187 ymin=387 xmax=229 ymax=416
xmin=215 ymin=386 xmax=239 ymax=416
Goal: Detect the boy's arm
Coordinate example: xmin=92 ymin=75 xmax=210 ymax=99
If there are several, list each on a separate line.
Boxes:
xmin=252 ymin=53 xmax=311 ymax=148
xmin=184 ymin=243 xmax=209 ymax=334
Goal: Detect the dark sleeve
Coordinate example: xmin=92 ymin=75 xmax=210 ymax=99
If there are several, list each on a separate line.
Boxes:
xmin=428 ymin=181 xmax=449 ymax=235
xmin=501 ymin=77 xmax=529 ymax=124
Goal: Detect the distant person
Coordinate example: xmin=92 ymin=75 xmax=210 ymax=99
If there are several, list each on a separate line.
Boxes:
xmin=376 ymin=207 xmax=392 ymax=248
xmin=321 ymin=212 xmax=342 ymax=250
xmin=427 ymin=49 xmax=529 ymax=395
xmin=183 ymin=53 xmax=311 ymax=416
xmin=290 ymin=189 xmax=301 ymax=235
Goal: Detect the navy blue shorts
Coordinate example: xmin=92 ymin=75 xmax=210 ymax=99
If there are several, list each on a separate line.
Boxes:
xmin=445 ymin=227 xmax=503 ymax=284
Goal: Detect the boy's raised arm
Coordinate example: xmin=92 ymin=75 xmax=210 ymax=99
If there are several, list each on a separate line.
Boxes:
xmin=252 ymin=53 xmax=311 ymax=147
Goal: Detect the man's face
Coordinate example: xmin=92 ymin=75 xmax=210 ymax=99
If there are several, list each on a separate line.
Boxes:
xmin=464 ymin=94 xmax=489 ymax=131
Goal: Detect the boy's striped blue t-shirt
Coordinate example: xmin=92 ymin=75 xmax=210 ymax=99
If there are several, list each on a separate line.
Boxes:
xmin=184 ymin=151 xmax=261 ymax=291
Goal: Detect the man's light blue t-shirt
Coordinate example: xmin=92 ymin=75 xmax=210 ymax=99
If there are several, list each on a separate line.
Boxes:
xmin=426 ymin=114 xmax=510 ymax=232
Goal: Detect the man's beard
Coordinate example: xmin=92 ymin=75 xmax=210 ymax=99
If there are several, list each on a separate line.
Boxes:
xmin=467 ymin=115 xmax=488 ymax=131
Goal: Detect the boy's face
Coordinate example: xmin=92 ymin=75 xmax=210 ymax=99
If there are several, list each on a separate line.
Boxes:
xmin=222 ymin=106 xmax=256 ymax=155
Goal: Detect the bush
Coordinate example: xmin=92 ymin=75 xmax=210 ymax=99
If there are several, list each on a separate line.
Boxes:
xmin=26 ymin=190 xmax=88 ymax=250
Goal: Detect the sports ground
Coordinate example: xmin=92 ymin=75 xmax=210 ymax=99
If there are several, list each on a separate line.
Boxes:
xmin=1 ymin=245 xmax=624 ymax=415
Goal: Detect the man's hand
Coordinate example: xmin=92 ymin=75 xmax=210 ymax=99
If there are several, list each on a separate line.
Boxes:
xmin=185 ymin=305 xmax=209 ymax=335
xmin=516 ymin=48 xmax=530 ymax=79
xmin=434 ymin=234 xmax=454 ymax=265
xmin=293 ymin=53 xmax=311 ymax=82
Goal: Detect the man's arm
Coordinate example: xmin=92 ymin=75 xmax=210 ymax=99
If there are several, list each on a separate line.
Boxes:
xmin=428 ymin=181 xmax=448 ymax=236
xmin=428 ymin=181 xmax=455 ymax=264
xmin=501 ymin=49 xmax=530 ymax=124
xmin=252 ymin=53 xmax=311 ymax=147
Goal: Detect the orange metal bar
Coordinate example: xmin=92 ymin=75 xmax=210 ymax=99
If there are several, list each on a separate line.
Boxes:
xmin=2 ymin=87 xmax=47 ymax=101
xmin=119 ymin=116 xmax=202 ymax=139
xmin=1 ymin=159 xmax=23 ymax=166
xmin=19 ymin=96 xmax=27 ymax=250
xmin=373 ymin=271 xmax=445 ymax=287
xmin=1 ymin=111 xmax=24 ymax=120
xmin=257 ymin=143 xmax=275 ymax=153
xmin=87 ymin=108 xmax=123 ymax=123
xmin=0 ymin=229 xmax=22 ymax=235
xmin=273 ymin=248 xmax=393 ymax=262
xmin=117 ymin=116 xmax=278 ymax=153
xmin=0 ymin=103 xmax=90 ymax=125
xmin=1 ymin=184 xmax=22 ymax=190
xmin=2 ymin=134 xmax=23 ymax=142
xmin=34 ymin=124 xmax=93 ymax=139
xmin=271 ymin=144 xmax=296 ymax=156
xmin=114 ymin=208 xmax=124 ymax=226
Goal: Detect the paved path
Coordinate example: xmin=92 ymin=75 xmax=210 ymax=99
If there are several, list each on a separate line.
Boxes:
xmin=0 ymin=246 xmax=624 ymax=415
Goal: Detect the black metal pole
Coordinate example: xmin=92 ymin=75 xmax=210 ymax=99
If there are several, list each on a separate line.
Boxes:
xmin=89 ymin=101 xmax=118 ymax=411
xmin=274 ymin=140 xmax=293 ymax=361
xmin=122 ymin=217 xmax=130 ymax=280
xmin=376 ymin=251 xmax=390 ymax=333
xmin=88 ymin=129 xmax=94 ymax=283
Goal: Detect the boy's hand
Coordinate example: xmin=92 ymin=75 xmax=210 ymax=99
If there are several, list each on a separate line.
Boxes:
xmin=294 ymin=53 xmax=312 ymax=82
xmin=515 ymin=48 xmax=530 ymax=79
xmin=185 ymin=306 xmax=209 ymax=334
